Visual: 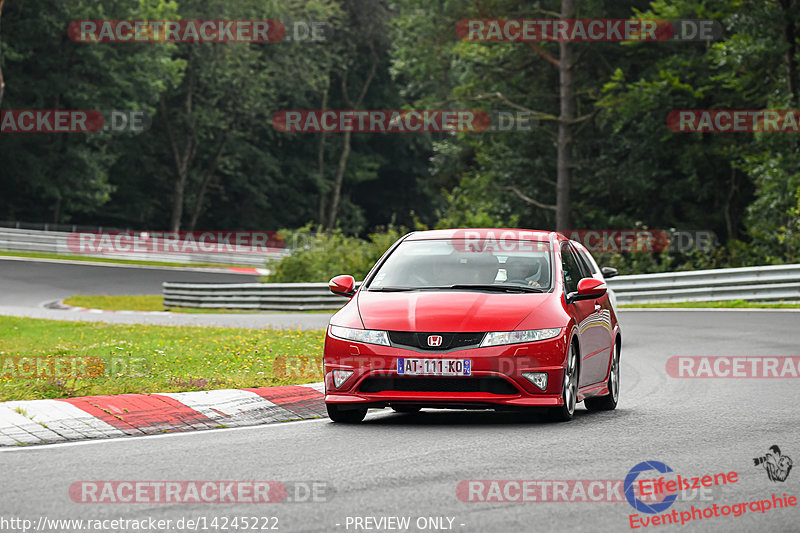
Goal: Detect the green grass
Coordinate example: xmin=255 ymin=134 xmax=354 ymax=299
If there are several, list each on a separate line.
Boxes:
xmin=0 ymin=250 xmax=257 ymax=269
xmin=63 ymin=294 xmax=264 ymax=313
xmin=0 ymin=316 xmax=325 ymax=401
xmin=62 ymin=294 xmax=339 ymax=314
xmin=620 ymin=299 xmax=800 ymax=309
xmin=64 ymin=294 xmax=167 ymax=311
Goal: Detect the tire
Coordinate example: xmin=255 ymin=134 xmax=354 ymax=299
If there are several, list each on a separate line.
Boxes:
xmin=585 ymin=342 xmax=619 ymax=412
xmin=549 ymin=338 xmax=579 ymax=422
xmin=391 ymin=406 xmax=421 ymax=413
xmin=326 ymin=403 xmax=367 ymax=423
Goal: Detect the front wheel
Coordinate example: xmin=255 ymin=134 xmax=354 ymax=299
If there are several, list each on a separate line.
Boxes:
xmin=548 ymin=339 xmax=579 ymax=422
xmin=585 ymin=344 xmax=619 ymax=412
xmin=326 ymin=403 xmax=367 ymax=423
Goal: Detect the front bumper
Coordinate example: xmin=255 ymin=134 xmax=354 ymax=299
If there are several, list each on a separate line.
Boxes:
xmin=323 ymin=328 xmax=569 ymax=409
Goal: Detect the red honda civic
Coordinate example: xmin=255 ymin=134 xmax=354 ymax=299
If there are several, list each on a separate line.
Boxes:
xmin=323 ymin=228 xmax=621 ymax=423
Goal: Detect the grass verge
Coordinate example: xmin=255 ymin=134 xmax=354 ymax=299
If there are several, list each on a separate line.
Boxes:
xmin=0 ymin=250 xmax=257 ymax=269
xmin=62 ymin=294 xmax=339 ymax=314
xmin=63 ymin=294 xmax=167 ymax=311
xmin=0 ymin=316 xmax=324 ymax=401
xmin=620 ymin=300 xmax=800 ymax=309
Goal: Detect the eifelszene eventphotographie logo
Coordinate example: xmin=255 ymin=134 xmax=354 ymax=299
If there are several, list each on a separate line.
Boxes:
xmin=753 ymin=445 xmax=793 ymax=482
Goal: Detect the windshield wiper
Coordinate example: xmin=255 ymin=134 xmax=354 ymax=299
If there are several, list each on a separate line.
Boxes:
xmin=369 ymin=285 xmax=545 ymax=293
xmin=446 ymin=284 xmax=545 ymax=293
xmin=368 ymin=286 xmax=443 ymax=292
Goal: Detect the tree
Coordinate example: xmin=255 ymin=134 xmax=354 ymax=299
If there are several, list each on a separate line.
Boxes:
xmin=315 ymin=0 xmax=391 ymax=230
xmin=0 ymin=0 xmax=181 ymax=223
xmin=596 ymin=0 xmax=799 ymax=263
xmin=0 ymin=0 xmax=6 ymax=108
xmin=158 ymin=0 xmax=342 ymax=231
xmin=391 ymin=0 xmax=636 ymax=231
xmin=556 ymin=0 xmax=576 ymax=231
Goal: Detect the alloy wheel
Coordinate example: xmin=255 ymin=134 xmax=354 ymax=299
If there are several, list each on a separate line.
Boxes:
xmin=564 ymin=343 xmax=579 ymax=416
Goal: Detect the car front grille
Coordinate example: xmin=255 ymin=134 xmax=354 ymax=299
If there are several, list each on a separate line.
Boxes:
xmin=388 ymin=331 xmax=485 ymax=351
xmin=358 ymin=377 xmax=518 ymax=395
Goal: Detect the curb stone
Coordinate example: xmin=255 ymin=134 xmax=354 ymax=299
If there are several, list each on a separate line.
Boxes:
xmin=0 ymin=382 xmax=325 ymax=446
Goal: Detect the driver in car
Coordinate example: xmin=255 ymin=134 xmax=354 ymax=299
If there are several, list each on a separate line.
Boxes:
xmin=505 ymin=258 xmax=543 ymax=288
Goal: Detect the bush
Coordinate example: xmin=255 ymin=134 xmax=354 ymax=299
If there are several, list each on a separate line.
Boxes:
xmin=264 ymin=225 xmax=407 ymax=283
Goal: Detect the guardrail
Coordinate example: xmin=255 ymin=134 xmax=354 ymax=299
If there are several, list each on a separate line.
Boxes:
xmin=162 ymin=282 xmax=353 ymax=311
xmin=162 ymin=264 xmax=800 ymax=311
xmin=608 ymin=264 xmax=800 ymax=304
xmin=0 ymin=228 xmax=285 ymax=267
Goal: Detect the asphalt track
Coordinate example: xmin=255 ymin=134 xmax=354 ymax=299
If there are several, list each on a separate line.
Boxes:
xmin=0 ymin=258 xmax=333 ymax=329
xmin=1 ymin=310 xmax=799 ymax=532
xmin=0 ymin=257 xmax=257 ymax=306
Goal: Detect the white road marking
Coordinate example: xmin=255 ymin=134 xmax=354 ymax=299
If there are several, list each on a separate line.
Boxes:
xmin=0 ymin=415 xmax=338 ymax=452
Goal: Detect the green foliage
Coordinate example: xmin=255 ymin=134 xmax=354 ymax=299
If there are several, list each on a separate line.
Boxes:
xmin=264 ymin=225 xmax=407 ymax=282
xmin=434 ymin=173 xmax=521 ymax=229
xmin=0 ymin=0 xmax=182 ymax=222
xmin=1 ymin=0 xmax=799 ymax=272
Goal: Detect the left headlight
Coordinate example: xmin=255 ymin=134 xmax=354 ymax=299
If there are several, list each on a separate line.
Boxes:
xmin=329 ymin=325 xmax=391 ymax=346
xmin=480 ymin=328 xmax=561 ymax=347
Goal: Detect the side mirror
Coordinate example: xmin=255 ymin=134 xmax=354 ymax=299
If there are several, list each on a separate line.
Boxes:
xmin=568 ymin=278 xmax=607 ymax=302
xmin=329 ymin=275 xmax=356 ymax=297
xmin=601 ymin=266 xmax=618 ymax=279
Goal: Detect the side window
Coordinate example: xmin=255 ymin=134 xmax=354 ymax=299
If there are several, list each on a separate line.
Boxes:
xmin=560 ymin=242 xmax=582 ymax=294
xmin=576 ymin=249 xmax=596 ymax=276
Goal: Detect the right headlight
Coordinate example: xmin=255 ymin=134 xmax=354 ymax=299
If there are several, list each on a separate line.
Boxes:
xmin=480 ymin=328 xmax=561 ymax=347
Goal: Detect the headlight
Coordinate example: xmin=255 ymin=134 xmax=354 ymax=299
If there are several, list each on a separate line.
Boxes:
xmin=480 ymin=328 xmax=561 ymax=347
xmin=329 ymin=325 xmax=390 ymax=346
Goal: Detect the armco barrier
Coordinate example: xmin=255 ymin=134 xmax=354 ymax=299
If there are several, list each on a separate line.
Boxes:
xmin=608 ymin=264 xmax=800 ymax=304
xmin=162 ymin=282 xmax=356 ymax=311
xmin=0 ymin=227 xmax=285 ymax=267
xmin=161 ymin=265 xmax=800 ymax=310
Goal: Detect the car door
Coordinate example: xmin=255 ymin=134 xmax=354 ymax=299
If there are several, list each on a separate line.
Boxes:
xmin=560 ymin=242 xmax=597 ymax=388
xmin=572 ymin=244 xmax=613 ymax=385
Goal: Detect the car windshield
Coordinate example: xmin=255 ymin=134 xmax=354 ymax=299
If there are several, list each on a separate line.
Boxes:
xmin=367 ymin=239 xmax=552 ymax=291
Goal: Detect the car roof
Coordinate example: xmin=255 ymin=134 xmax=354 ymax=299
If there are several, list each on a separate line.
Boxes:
xmin=404 ymin=228 xmax=555 ymax=241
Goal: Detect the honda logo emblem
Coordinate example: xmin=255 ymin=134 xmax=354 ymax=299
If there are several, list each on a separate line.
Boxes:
xmin=427 ymin=335 xmax=443 ymax=347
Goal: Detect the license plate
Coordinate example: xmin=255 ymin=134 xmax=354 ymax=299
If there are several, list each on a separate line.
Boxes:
xmin=397 ymin=358 xmax=471 ymax=376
